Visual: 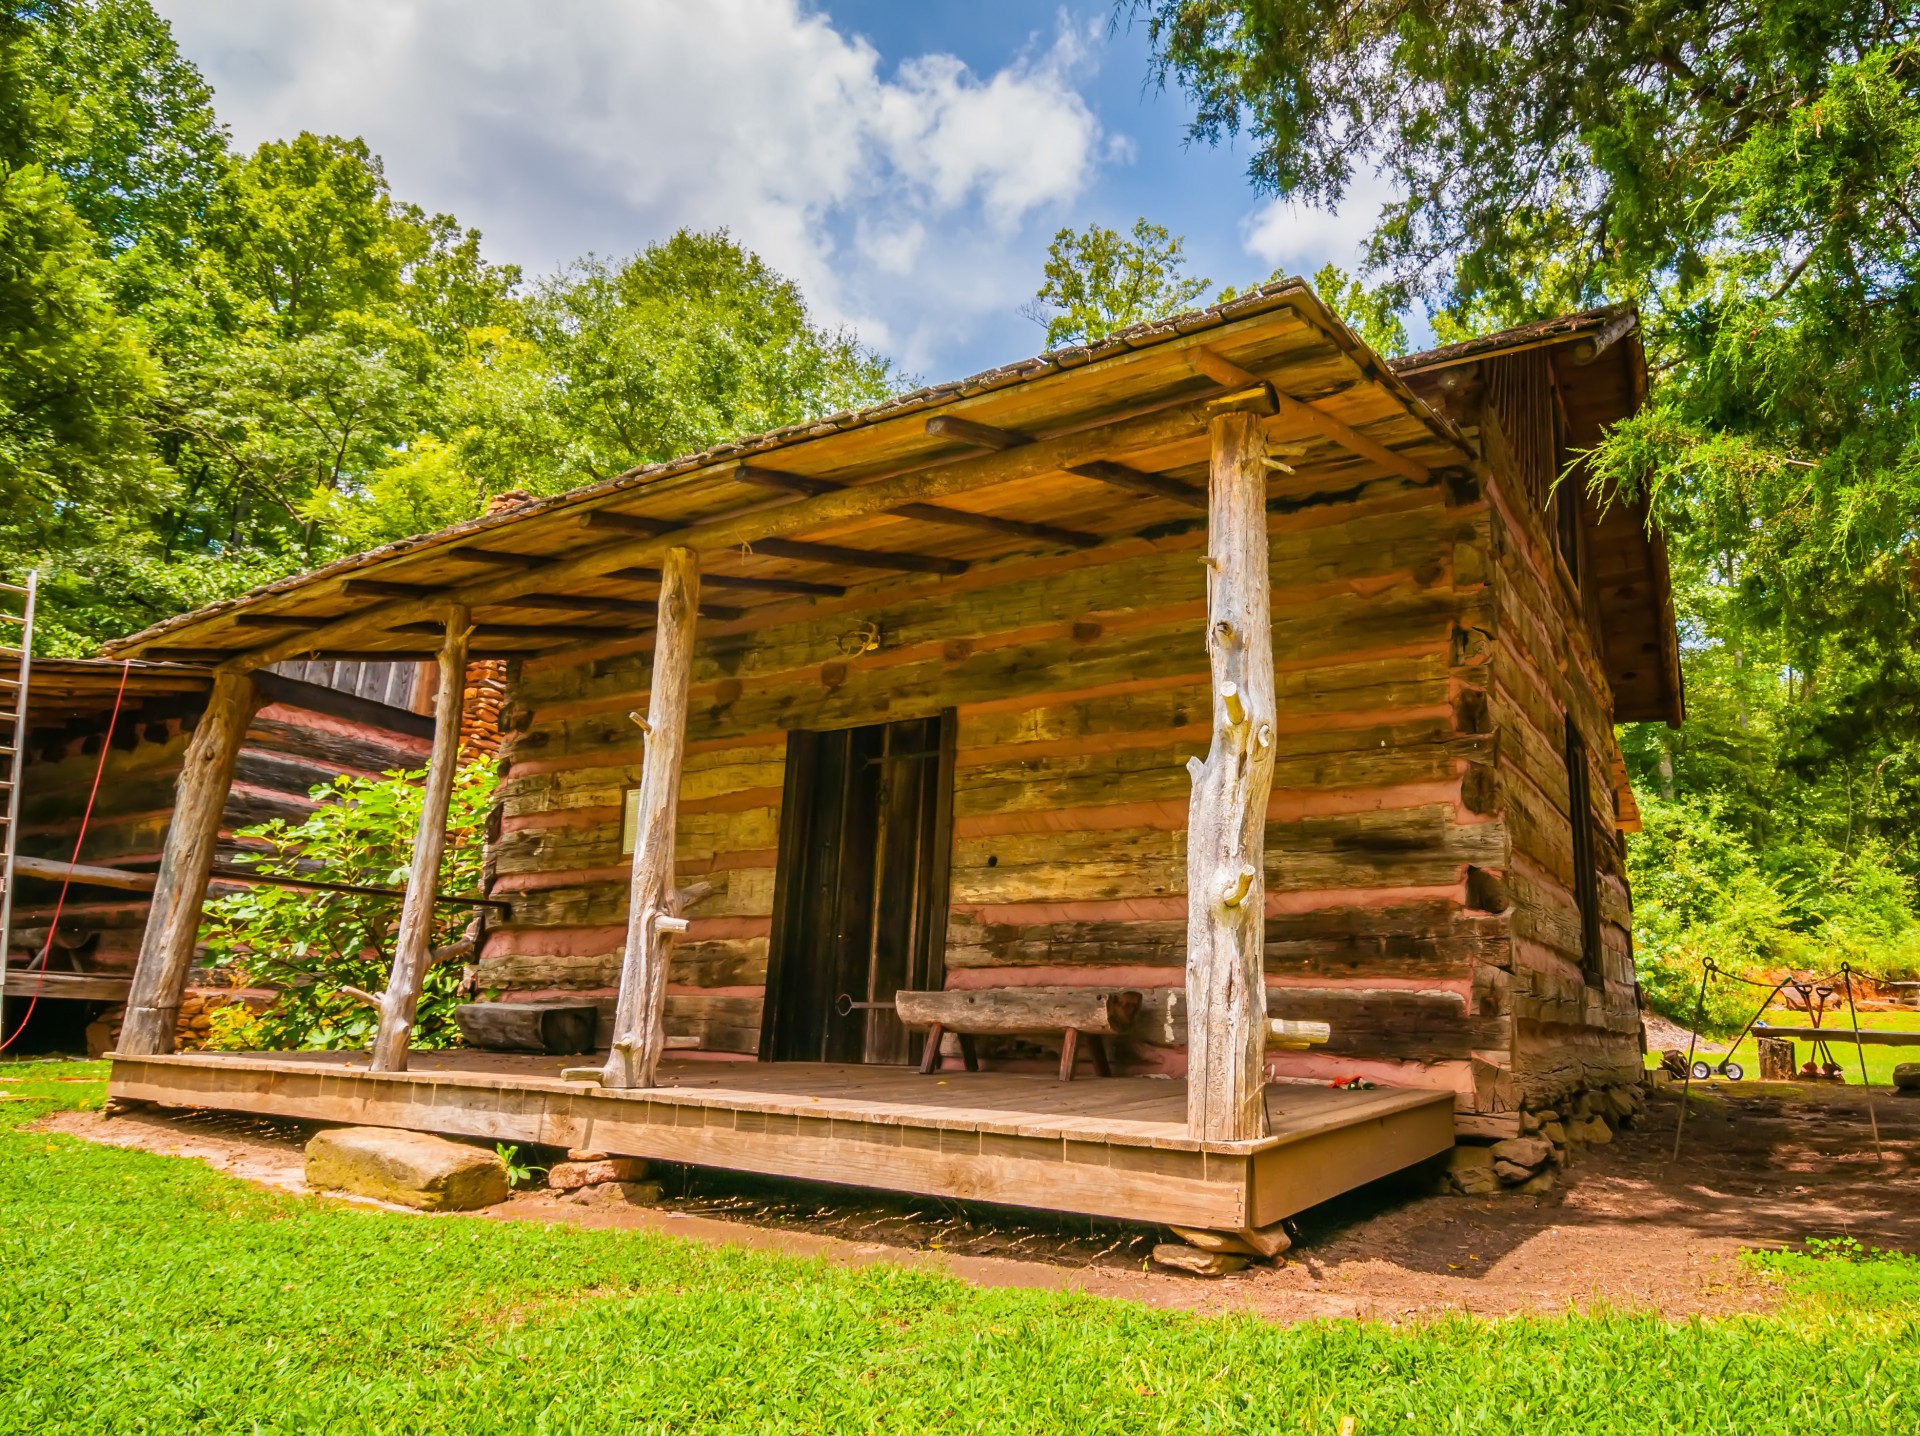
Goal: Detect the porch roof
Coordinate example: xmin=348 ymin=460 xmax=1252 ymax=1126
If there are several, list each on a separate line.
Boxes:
xmin=99 ymin=281 xmax=1672 ymax=725
xmin=99 ymin=280 xmax=1467 ymax=668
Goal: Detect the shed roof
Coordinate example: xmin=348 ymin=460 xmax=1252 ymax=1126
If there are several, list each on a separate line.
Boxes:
xmin=1392 ymin=305 xmax=1682 ymax=727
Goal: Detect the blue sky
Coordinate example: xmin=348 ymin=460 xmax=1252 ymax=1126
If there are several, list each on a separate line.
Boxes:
xmin=156 ymin=1 xmax=1396 ymax=380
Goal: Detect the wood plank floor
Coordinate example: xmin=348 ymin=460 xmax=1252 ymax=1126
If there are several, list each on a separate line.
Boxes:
xmin=107 ymin=1049 xmax=1457 ymax=1231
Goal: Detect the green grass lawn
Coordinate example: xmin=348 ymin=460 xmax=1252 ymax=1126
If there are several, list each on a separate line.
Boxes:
xmin=2 ymin=1062 xmax=1916 ymax=1435
xmin=1650 ymin=1005 xmax=1920 ymax=1087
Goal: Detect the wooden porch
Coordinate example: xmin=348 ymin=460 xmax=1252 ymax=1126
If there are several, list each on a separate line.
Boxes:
xmin=106 ymin=1050 xmax=1455 ymax=1230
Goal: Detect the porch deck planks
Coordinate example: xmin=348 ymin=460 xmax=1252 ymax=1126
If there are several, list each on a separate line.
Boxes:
xmin=106 ymin=1049 xmax=1454 ymax=1230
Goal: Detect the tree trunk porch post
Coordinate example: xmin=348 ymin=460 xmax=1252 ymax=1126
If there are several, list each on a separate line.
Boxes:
xmin=119 ymin=670 xmax=260 ymax=1056
xmin=602 ymin=545 xmax=701 ymax=1089
xmin=1184 ymin=411 xmax=1277 ymax=1142
xmin=370 ymin=606 xmax=471 ymax=1072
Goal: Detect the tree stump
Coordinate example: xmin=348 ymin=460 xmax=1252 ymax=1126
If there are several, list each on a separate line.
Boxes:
xmin=1757 ymin=1036 xmax=1796 ymax=1082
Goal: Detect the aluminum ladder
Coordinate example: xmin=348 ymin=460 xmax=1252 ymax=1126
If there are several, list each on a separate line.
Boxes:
xmin=0 ymin=572 xmax=38 ymax=1039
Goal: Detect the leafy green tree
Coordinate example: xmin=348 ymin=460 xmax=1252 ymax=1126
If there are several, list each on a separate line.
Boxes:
xmin=0 ymin=5 xmax=896 ymax=647
xmin=1137 ymin=1 xmax=1920 ymax=969
xmin=11 ymin=0 xmax=225 ymax=261
xmin=1027 ymin=218 xmax=1212 ymax=346
xmin=517 ymin=229 xmax=896 ymax=485
xmin=0 ymin=153 xmax=157 ymax=549
xmin=1310 ymin=262 xmax=1406 ymax=356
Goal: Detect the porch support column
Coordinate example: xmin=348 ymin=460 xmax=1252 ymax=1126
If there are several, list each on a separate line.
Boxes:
xmin=370 ymin=606 xmax=471 ymax=1072
xmin=120 ymin=670 xmax=259 ymax=1055
xmin=602 ymin=545 xmax=700 ymax=1089
xmin=1185 ymin=412 xmax=1276 ymax=1142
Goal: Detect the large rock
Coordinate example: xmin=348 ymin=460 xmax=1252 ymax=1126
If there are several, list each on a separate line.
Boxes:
xmin=305 ymin=1127 xmax=509 ymax=1211
xmin=1168 ymin=1222 xmax=1291 ymax=1259
xmin=1445 ymin=1144 xmax=1498 ymax=1195
xmin=1893 ymin=1063 xmax=1920 ymax=1093
xmin=1152 ymin=1243 xmax=1249 ymax=1277
xmin=1170 ymin=1226 xmax=1259 ymax=1256
xmin=1570 ymin=1113 xmax=1614 ymax=1145
xmin=1491 ymin=1135 xmax=1552 ymax=1171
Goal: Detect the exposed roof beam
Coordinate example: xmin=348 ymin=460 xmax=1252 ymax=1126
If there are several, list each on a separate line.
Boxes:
xmin=199 ymin=382 xmax=1276 ymax=671
xmin=233 ymin=614 xmax=324 ymax=629
xmin=1065 ymin=461 xmax=1207 ymax=509
xmin=609 ymin=565 xmax=845 ymax=599
xmin=343 ymin=575 xmax=737 ymax=621
xmin=749 ymin=537 xmax=967 ymax=576
xmin=342 ymin=579 xmax=438 ymax=600
xmin=737 ymin=465 xmax=1099 ymax=549
xmin=505 ymin=592 xmax=742 ymax=622
xmin=1190 ymin=347 xmax=1431 ymax=484
xmin=447 ymin=547 xmax=556 ymax=570
xmin=578 ymin=510 xmax=675 ymax=537
xmin=924 ymin=414 xmax=1032 ymax=451
xmin=148 ymin=647 xmax=536 ymax=663
xmin=926 ymin=418 xmax=1207 ymax=509
xmin=1570 ymin=310 xmax=1638 ymax=364
xmin=393 ymin=621 xmax=627 ymax=641
xmin=590 ymin=508 xmax=966 ymax=576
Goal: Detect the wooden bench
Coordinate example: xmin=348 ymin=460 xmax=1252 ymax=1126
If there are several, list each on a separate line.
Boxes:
xmin=894 ymin=987 xmax=1142 ymax=1080
xmin=454 ymin=1002 xmax=600 ymax=1055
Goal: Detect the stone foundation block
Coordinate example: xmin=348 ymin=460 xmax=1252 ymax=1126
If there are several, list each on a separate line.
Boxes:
xmin=549 ymin=1157 xmax=650 ymax=1191
xmin=1152 ymin=1243 xmax=1249 ymax=1277
xmin=305 ymin=1128 xmax=509 ymax=1211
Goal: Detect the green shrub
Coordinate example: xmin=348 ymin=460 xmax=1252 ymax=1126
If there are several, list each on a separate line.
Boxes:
xmin=1628 ymin=795 xmax=1920 ymax=1032
xmin=200 ymin=761 xmax=497 ymax=1050
xmin=1628 ymin=795 xmax=1807 ymax=1034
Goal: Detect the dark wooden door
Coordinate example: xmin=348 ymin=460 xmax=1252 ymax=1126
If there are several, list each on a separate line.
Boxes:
xmin=762 ymin=713 xmax=954 ymax=1064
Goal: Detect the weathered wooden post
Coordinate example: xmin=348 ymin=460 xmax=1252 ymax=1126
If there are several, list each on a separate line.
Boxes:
xmin=602 ymin=546 xmax=701 ymax=1089
xmin=370 ymin=606 xmax=471 ymax=1072
xmin=1185 ymin=411 xmax=1276 ymax=1142
xmin=119 ymin=670 xmax=259 ymax=1055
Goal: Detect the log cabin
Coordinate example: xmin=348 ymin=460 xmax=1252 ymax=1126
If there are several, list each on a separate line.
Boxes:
xmin=0 ymin=657 xmax=435 ymax=1053
xmin=90 ymin=281 xmax=1678 ymax=1239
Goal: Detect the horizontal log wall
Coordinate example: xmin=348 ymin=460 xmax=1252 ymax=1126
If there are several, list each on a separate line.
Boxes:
xmin=1477 ymin=406 xmax=1643 ymax=1106
xmin=11 ymin=699 xmax=432 ymax=975
xmin=491 ymin=469 xmax=1514 ymax=1104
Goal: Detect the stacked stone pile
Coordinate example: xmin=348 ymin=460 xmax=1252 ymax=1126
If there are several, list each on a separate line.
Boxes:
xmin=548 ymin=1150 xmax=664 ymax=1208
xmin=459 ymin=662 xmax=507 ymax=761
xmin=1442 ymin=1082 xmax=1647 ymax=1195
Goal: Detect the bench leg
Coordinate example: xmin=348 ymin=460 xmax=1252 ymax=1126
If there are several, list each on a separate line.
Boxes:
xmin=958 ymin=1033 xmax=980 ymax=1072
xmin=919 ymin=1023 xmax=944 ymax=1075
xmin=1058 ymin=1027 xmax=1079 ymax=1081
xmin=1086 ymin=1033 xmax=1111 ymax=1078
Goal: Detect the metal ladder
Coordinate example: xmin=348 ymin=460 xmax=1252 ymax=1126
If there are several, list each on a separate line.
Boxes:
xmin=0 ymin=572 xmax=38 ymax=1040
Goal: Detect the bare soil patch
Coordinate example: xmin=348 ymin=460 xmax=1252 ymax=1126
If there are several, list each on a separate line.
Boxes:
xmin=44 ymin=1079 xmax=1919 ymax=1322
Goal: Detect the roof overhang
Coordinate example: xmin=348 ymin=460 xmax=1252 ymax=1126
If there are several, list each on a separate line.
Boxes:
xmin=1393 ymin=306 xmax=1683 ymax=727
xmin=102 ymin=280 xmax=1476 ymax=672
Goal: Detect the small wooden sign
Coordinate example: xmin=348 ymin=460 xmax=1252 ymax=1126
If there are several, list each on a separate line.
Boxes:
xmin=621 ymin=787 xmax=641 ymax=854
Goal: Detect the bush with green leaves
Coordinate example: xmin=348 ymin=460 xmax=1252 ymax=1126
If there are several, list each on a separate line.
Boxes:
xmin=200 ymin=760 xmax=497 ymax=1050
xmin=1628 ymin=795 xmax=1920 ymax=1034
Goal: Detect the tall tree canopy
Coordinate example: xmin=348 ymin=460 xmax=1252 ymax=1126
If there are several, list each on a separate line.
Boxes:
xmin=1027 ymin=218 xmax=1212 ymax=345
xmin=1137 ymin=1 xmax=1920 ymax=985
xmin=0 ymin=0 xmax=898 ymax=652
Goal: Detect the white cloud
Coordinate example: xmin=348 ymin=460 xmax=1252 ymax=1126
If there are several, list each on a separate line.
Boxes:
xmin=1240 ymin=167 xmax=1400 ymax=278
xmin=155 ymin=0 xmax=1112 ymax=373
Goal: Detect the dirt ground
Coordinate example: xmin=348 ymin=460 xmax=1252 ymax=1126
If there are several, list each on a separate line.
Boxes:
xmin=43 ymin=1079 xmax=1919 ymax=1323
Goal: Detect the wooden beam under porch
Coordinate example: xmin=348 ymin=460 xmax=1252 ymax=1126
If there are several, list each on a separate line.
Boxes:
xmin=105 ymin=1050 xmax=1455 ymax=1231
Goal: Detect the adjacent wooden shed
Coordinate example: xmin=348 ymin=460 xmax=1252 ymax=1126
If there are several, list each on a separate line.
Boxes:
xmin=94 ymin=281 xmax=1676 ymax=1233
xmin=0 ymin=657 xmax=433 ymax=1051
